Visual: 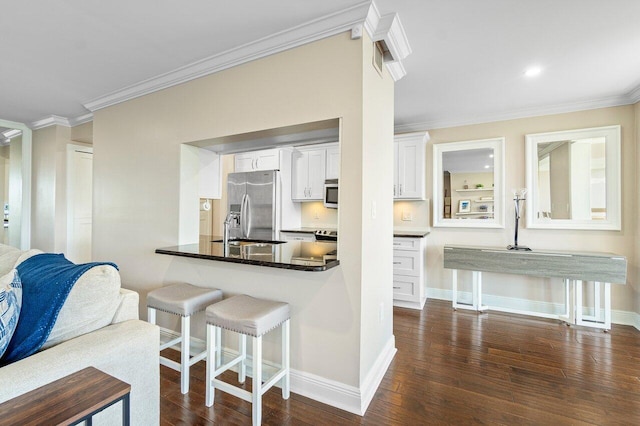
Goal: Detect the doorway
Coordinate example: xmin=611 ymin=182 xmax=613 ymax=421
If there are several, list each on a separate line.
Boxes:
xmin=67 ymin=145 xmax=93 ymax=263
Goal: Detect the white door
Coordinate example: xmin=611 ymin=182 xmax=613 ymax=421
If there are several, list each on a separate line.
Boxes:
xmin=67 ymin=147 xmax=93 ymax=263
xmin=306 ymin=149 xmax=326 ymax=199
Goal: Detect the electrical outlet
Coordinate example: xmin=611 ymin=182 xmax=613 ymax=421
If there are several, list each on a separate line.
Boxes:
xmin=371 ymin=201 xmax=377 ymax=219
xmin=402 ymin=211 xmax=413 ymax=221
xmin=314 ymin=210 xmax=320 ymax=219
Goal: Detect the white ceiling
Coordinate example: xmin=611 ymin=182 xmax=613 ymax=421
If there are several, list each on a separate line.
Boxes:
xmin=2 ymin=0 xmax=639 ymax=131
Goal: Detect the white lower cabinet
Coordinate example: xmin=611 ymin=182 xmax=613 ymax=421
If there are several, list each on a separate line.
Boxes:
xmin=393 ymin=237 xmax=426 ymax=309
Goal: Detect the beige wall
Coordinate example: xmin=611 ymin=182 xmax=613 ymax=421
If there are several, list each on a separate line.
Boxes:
xmin=32 ymin=125 xmax=74 ymax=252
xmin=422 ymin=105 xmax=638 ymax=313
xmin=91 ymin=32 xmax=395 ymax=399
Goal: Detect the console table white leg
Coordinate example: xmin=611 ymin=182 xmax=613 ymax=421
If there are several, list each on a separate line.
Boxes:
xmin=452 ymin=269 xmax=458 ymax=310
xmin=594 ymin=281 xmax=602 ymax=323
xmin=558 ymin=279 xmax=571 ymax=325
xmin=604 ymin=282 xmax=611 ymax=331
xmin=575 ymin=280 xmax=583 ymax=327
xmin=473 ymin=271 xmax=487 ymax=311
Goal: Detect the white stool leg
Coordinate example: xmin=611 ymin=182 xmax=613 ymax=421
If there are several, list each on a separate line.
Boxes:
xmin=282 ymin=319 xmax=290 ymax=400
xmin=147 ymin=307 xmax=156 ymax=325
xmin=215 ymin=327 xmax=222 ymax=368
xmin=205 ymin=324 xmax=215 ymax=407
xmin=239 ymin=334 xmax=247 ymax=383
xmin=180 ymin=315 xmax=190 ymax=394
xmin=252 ymin=335 xmax=262 ymax=426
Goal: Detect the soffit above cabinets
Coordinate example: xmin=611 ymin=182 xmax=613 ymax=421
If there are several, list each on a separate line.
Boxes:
xmin=186 ymin=119 xmax=339 ymax=154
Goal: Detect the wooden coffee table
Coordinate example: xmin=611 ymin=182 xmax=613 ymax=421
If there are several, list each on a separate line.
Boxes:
xmin=0 ymin=366 xmax=131 ymax=425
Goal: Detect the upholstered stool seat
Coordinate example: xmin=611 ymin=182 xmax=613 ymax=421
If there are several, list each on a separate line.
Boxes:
xmin=147 ymin=283 xmax=223 ymax=394
xmin=205 ymin=294 xmax=290 ymax=425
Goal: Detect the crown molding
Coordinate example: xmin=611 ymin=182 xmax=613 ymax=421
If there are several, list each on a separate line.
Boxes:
xmin=84 ymin=1 xmax=375 ymax=112
xmin=69 ymin=113 xmax=94 ymax=127
xmin=394 ymin=93 xmax=637 ymax=133
xmin=628 ymin=83 xmax=640 ymax=104
xmin=30 ymin=115 xmax=71 ymax=130
xmin=83 ymin=1 xmax=412 ymax=112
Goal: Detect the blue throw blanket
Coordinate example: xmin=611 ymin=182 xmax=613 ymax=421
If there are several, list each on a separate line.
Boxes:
xmin=1 ymin=253 xmax=118 ymax=365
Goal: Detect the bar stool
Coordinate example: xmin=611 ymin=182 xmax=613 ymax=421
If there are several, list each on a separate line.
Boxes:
xmin=147 ymin=283 xmax=223 ymax=394
xmin=205 ymin=294 xmax=290 ymax=425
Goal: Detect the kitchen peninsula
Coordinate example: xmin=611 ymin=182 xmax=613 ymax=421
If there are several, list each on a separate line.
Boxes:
xmin=156 ymin=236 xmax=338 ymax=272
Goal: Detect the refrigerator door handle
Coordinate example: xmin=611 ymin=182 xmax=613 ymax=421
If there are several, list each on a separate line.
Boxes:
xmin=240 ymin=194 xmax=251 ymax=238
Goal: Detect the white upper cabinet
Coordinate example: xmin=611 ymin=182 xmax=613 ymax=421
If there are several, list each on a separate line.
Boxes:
xmin=199 ymin=148 xmax=221 ymax=199
xmin=325 ymin=144 xmax=340 ymax=180
xmin=234 ymin=148 xmax=280 ymax=172
xmin=292 ymin=147 xmax=326 ymax=201
xmin=394 ymin=132 xmax=428 ymax=200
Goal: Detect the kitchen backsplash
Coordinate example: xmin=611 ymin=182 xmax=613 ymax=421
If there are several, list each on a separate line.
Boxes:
xmin=394 ymin=199 xmax=430 ymax=230
xmin=300 ymin=201 xmax=338 ymax=228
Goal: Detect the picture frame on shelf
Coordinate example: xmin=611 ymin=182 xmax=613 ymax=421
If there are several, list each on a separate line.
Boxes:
xmin=459 ymin=199 xmax=471 ymax=213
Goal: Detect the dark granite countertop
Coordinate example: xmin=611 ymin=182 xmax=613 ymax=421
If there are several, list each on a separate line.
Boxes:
xmin=393 ymin=229 xmax=430 ymax=238
xmin=156 ymin=235 xmax=339 ymax=272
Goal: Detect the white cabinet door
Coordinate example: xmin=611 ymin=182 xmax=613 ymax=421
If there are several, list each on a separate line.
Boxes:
xmin=307 ymin=149 xmax=326 ymax=199
xmin=234 ymin=152 xmax=255 ymax=172
xmin=326 ymin=146 xmax=340 ymax=180
xmin=234 ymin=149 xmax=280 ymax=172
xmin=394 ymin=133 xmax=427 ymax=200
xmin=291 ymin=148 xmax=326 ymax=201
xmin=255 ymin=149 xmax=280 ymax=170
xmin=291 ymin=150 xmax=308 ymax=200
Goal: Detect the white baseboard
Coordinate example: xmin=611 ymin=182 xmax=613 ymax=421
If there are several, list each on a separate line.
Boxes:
xmin=158 ymin=328 xmax=397 ymax=415
xmin=358 ymin=335 xmax=396 ymax=415
xmin=426 ymin=287 xmax=640 ymax=331
xmin=392 ymin=298 xmax=426 ymax=310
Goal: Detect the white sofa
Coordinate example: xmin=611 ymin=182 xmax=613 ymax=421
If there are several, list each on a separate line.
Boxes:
xmin=0 ymin=244 xmax=159 ymax=425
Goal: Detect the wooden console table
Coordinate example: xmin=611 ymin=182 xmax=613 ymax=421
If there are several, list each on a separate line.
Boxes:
xmin=0 ymin=367 xmax=131 ymax=425
xmin=443 ymin=245 xmax=627 ymax=330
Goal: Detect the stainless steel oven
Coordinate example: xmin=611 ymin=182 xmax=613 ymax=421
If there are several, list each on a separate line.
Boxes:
xmin=323 ymin=179 xmax=338 ymax=209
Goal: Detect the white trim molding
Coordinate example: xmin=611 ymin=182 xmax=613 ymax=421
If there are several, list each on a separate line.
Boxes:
xmin=83 ymin=1 xmax=411 ymax=113
xmin=427 ymin=287 xmax=640 ymax=331
xmin=30 ymin=115 xmax=71 ymax=130
xmin=395 ymin=91 xmax=638 ymax=133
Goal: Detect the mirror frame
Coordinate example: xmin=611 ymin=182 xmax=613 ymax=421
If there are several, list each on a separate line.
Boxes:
xmin=525 ymin=125 xmax=621 ymax=231
xmin=0 ymin=118 xmax=32 ymax=249
xmin=433 ymin=137 xmax=505 ymax=228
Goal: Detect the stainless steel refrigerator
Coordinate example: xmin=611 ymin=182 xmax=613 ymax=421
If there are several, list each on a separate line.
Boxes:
xmin=227 ymin=170 xmax=278 ymax=241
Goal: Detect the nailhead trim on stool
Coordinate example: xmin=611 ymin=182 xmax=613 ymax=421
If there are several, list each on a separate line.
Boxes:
xmin=205 ymin=295 xmax=290 ymax=425
xmin=147 ymin=283 xmax=223 ymax=394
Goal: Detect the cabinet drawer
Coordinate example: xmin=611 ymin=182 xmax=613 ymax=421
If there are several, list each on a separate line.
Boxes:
xmin=393 ymin=237 xmax=420 ymax=251
xmin=392 ymin=250 xmax=420 ymax=276
xmin=393 ymin=275 xmax=420 ymax=300
xmin=280 ymin=231 xmax=315 ymax=242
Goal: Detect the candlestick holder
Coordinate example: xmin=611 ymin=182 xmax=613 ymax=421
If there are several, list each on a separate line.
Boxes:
xmin=507 ymin=188 xmax=531 ymax=251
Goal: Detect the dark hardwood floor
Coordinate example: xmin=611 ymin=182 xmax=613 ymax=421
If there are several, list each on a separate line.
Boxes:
xmin=160 ymin=299 xmax=640 ymax=425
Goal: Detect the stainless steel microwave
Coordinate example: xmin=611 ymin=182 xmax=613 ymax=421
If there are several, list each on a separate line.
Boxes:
xmin=323 ymin=179 xmax=338 ymax=209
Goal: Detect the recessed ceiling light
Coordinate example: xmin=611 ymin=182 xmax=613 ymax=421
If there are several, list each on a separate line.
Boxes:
xmin=484 ymin=165 xmax=490 ymax=169
xmin=524 ymin=66 xmax=542 ymax=78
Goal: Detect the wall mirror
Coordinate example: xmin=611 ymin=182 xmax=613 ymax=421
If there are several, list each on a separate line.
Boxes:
xmin=525 ymin=125 xmax=621 ymax=230
xmin=433 ymin=137 xmax=505 ymax=228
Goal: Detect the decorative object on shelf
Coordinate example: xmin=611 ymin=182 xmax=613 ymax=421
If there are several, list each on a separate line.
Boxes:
xmin=476 ymin=183 xmax=484 ymax=189
xmin=507 ymin=188 xmax=531 ymax=251
xmin=459 ymin=199 xmax=471 ymax=213
xmin=478 ymin=204 xmax=488 ymax=212
xmin=463 ymin=180 xmax=469 ymax=189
